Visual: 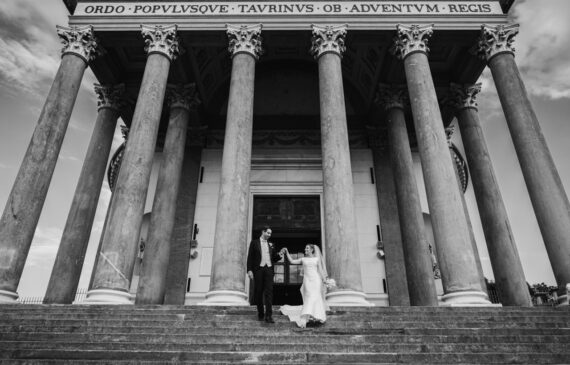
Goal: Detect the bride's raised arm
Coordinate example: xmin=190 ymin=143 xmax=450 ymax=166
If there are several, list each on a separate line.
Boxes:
xmin=283 ymin=248 xmax=302 ymax=265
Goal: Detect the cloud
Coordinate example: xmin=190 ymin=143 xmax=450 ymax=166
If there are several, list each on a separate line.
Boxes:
xmin=26 ymin=226 xmax=63 ymax=267
xmin=509 ymin=0 xmax=570 ymax=99
xmin=0 ymin=0 xmax=96 ymax=101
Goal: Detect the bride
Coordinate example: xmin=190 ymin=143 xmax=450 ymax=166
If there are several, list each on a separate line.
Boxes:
xmin=280 ymin=244 xmax=329 ymax=328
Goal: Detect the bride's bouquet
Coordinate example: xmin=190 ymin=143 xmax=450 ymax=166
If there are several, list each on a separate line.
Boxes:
xmin=324 ymin=277 xmax=336 ymax=290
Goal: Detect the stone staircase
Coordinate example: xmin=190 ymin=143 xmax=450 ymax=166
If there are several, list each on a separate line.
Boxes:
xmin=0 ymin=304 xmax=568 ymax=364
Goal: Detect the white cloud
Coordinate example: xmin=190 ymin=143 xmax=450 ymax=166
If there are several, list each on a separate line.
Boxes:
xmin=26 ymin=226 xmax=63 ymax=267
xmin=510 ymin=0 xmax=570 ymax=99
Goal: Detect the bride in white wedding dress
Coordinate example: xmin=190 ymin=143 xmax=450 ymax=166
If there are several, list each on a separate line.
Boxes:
xmin=279 ymin=244 xmax=329 ymax=328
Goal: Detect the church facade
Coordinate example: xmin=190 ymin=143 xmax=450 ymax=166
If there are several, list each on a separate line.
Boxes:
xmin=1 ymin=0 xmax=569 ymax=307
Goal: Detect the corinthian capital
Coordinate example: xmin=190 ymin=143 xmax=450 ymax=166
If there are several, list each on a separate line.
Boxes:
xmin=390 ymin=24 xmax=434 ymax=60
xmin=167 ymin=83 xmax=201 ymax=111
xmin=141 ymin=24 xmax=181 ymax=61
xmin=227 ymin=24 xmax=263 ymax=60
xmin=476 ymin=24 xmax=519 ymax=61
xmin=57 ymin=25 xmax=101 ymax=63
xmin=310 ymin=24 xmax=347 ymax=59
xmin=449 ymin=83 xmax=482 ymax=111
xmin=375 ymin=84 xmax=408 ymax=111
xmin=94 ymin=83 xmax=126 ymax=112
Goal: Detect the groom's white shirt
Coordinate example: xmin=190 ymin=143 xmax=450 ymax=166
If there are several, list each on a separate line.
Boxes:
xmin=259 ymin=239 xmax=272 ymax=267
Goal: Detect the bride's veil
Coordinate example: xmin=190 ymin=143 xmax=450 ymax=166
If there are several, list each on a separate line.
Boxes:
xmin=313 ymin=245 xmax=330 ymax=310
xmin=313 ymin=245 xmax=327 ymax=280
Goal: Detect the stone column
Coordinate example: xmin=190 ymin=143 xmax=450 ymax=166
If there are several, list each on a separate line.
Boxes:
xmin=311 ymin=25 xmax=370 ymax=306
xmin=44 ymin=84 xmax=124 ymax=304
xmin=369 ymin=129 xmax=410 ymax=306
xmin=136 ymin=84 xmax=199 ymax=305
xmin=203 ymin=24 xmax=262 ymax=305
xmin=450 ymin=83 xmax=532 ymax=306
xmin=0 ymin=26 xmax=100 ymax=303
xmin=477 ymin=24 xmax=570 ymax=301
xmin=377 ymin=85 xmax=438 ymax=306
xmin=391 ymin=24 xmax=489 ymax=305
xmin=85 ymin=25 xmax=180 ymax=304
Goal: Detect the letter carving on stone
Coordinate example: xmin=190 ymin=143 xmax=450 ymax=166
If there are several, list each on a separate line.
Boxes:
xmin=56 ymin=25 xmax=101 ymax=63
xmin=94 ymin=84 xmax=126 ymax=112
xmin=141 ymin=24 xmax=181 ymax=61
xmin=375 ymin=84 xmax=408 ymax=111
xmin=449 ymin=83 xmax=482 ymax=111
xmin=310 ymin=24 xmax=347 ymax=59
xmin=226 ymin=24 xmax=263 ymax=60
xmin=166 ymin=83 xmax=201 ymax=111
xmin=476 ymin=24 xmax=519 ymax=61
xmin=390 ymin=24 xmax=434 ymax=60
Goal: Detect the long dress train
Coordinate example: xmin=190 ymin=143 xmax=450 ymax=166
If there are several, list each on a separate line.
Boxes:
xmin=280 ymin=257 xmax=328 ymax=327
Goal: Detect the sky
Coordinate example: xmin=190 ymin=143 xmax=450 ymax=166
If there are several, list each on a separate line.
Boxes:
xmin=0 ymin=0 xmax=568 ymax=298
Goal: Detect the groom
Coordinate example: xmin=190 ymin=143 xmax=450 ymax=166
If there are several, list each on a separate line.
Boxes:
xmin=247 ymin=226 xmax=282 ymax=323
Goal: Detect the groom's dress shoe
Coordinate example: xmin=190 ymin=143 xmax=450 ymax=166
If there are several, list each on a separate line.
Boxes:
xmin=265 ymin=316 xmax=275 ymax=323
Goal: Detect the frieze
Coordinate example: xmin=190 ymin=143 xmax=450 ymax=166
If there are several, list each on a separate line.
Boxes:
xmin=75 ymin=1 xmax=503 ymax=17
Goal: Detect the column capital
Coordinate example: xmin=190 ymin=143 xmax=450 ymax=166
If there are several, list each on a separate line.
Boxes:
xmin=375 ymin=84 xmax=408 ymax=111
xmin=56 ymin=25 xmax=101 ymax=64
xmin=141 ymin=24 xmax=181 ymax=61
xmin=390 ymin=24 xmax=434 ymax=60
xmin=449 ymin=83 xmax=482 ymax=111
xmin=166 ymin=83 xmax=201 ymax=111
xmin=226 ymin=24 xmax=264 ymax=60
xmin=310 ymin=24 xmax=347 ymax=59
xmin=94 ymin=83 xmax=126 ymax=112
xmin=476 ymin=24 xmax=519 ymax=61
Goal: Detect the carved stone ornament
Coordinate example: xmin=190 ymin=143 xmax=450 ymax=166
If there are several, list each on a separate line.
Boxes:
xmin=141 ymin=24 xmax=181 ymax=61
xmin=167 ymin=83 xmax=201 ymax=111
xmin=375 ymin=84 xmax=408 ymax=111
xmin=56 ymin=25 xmax=101 ymax=63
xmin=226 ymin=24 xmax=264 ymax=60
xmin=390 ymin=24 xmax=434 ymax=60
xmin=449 ymin=83 xmax=482 ymax=111
xmin=94 ymin=83 xmax=126 ymax=112
xmin=476 ymin=24 xmax=519 ymax=61
xmin=310 ymin=24 xmax=347 ymax=59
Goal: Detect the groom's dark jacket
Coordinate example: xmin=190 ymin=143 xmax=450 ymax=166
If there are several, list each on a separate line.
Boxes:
xmin=247 ymin=239 xmax=281 ymax=273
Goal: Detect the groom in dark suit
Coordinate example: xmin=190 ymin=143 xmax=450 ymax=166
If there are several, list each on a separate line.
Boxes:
xmin=247 ymin=226 xmax=282 ymax=323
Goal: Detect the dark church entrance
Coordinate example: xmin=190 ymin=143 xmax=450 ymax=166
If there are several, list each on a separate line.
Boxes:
xmin=251 ymin=195 xmax=321 ymax=305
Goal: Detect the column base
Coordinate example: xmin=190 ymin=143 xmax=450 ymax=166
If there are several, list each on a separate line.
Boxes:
xmin=326 ymin=290 xmax=374 ymax=306
xmin=199 ymin=290 xmax=249 ymax=306
xmin=0 ymin=290 xmax=19 ymax=303
xmin=556 ymin=284 xmax=570 ymax=306
xmin=80 ymin=289 xmax=134 ymax=305
xmin=441 ymin=290 xmax=495 ymax=306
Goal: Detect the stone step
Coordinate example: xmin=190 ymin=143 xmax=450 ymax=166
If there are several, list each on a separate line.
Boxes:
xmin=0 ymin=340 xmax=566 ymax=354
xmin=1 ymin=305 xmax=567 ymax=314
xmin=2 ymin=312 xmax=568 ymax=323
xmin=3 ymin=331 xmax=569 ymax=345
xmin=0 ymin=318 xmax=567 ymax=329
xmin=2 ymin=324 xmax=568 ymax=336
xmin=2 ymin=349 xmax=568 ymax=364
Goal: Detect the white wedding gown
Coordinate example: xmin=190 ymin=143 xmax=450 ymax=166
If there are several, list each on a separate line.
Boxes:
xmin=280 ymin=257 xmax=328 ymax=327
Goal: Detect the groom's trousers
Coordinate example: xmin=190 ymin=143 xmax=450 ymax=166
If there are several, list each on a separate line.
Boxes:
xmin=253 ymin=265 xmax=274 ymax=318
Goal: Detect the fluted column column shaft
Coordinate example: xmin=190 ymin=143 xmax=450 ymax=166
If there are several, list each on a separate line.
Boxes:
xmin=136 ymin=92 xmax=193 ymax=305
xmin=405 ymin=52 xmax=484 ymax=298
xmin=392 ymin=24 xmax=489 ymax=304
xmin=456 ymin=105 xmax=532 ymax=306
xmin=387 ymin=106 xmax=438 ymax=306
xmin=89 ymin=48 xmax=173 ymax=302
xmin=44 ymin=93 xmax=121 ymax=304
xmin=209 ymin=53 xmax=255 ymax=296
xmin=489 ymin=53 xmax=570 ymax=290
xmin=0 ymin=25 xmax=97 ymax=302
xmin=318 ymin=52 xmax=363 ymax=295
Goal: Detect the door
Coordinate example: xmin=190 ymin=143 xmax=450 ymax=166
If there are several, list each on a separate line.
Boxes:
xmin=250 ymin=195 xmax=321 ymax=305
